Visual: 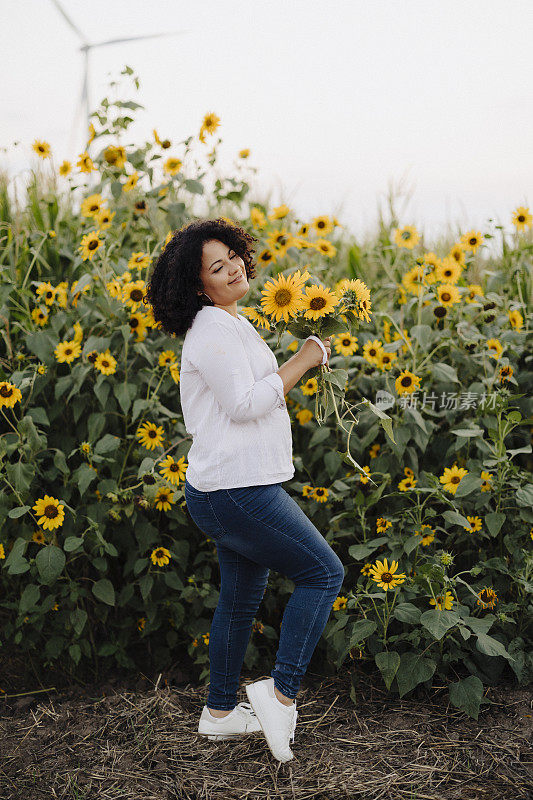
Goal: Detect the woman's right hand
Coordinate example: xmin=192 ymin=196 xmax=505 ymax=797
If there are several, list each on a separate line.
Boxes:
xmin=299 ymin=336 xmax=332 ymax=369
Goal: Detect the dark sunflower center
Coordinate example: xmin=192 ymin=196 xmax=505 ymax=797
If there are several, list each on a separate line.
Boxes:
xmin=469 ymin=237 xmax=477 ymax=245
xmin=310 ymin=297 xmax=326 ymax=311
xmin=381 ymin=572 xmax=392 ymax=582
xmin=442 ymin=292 xmax=451 ymax=302
xmin=401 ymin=231 xmax=411 ymax=240
xmin=130 ymin=289 xmax=143 ymax=301
xmin=88 ymin=240 xmax=98 ymax=250
xmin=45 ymin=505 xmax=58 ymax=519
xmin=401 ymin=376 xmax=412 ymax=387
xmin=518 ymin=215 xmax=525 ymax=222
xmin=451 ymin=476 xmax=460 ymax=483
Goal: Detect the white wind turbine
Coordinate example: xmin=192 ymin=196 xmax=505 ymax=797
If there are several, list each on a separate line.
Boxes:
xmin=49 ymin=0 xmax=190 ymax=158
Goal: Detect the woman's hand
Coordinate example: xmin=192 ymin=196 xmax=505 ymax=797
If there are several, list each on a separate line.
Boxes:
xmin=299 ymin=336 xmax=332 ymax=369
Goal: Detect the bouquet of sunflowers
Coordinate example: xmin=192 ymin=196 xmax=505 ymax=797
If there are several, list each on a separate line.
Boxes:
xmin=245 ymin=268 xmax=396 ymax=484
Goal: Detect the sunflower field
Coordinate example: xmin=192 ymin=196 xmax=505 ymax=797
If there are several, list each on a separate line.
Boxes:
xmin=1 ymin=69 xmax=532 ymax=720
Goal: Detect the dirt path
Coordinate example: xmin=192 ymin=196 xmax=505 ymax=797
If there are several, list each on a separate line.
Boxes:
xmin=1 ymin=670 xmax=531 ymax=800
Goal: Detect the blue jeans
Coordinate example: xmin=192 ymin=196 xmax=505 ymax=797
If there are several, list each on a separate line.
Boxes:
xmin=184 ymin=478 xmax=345 ymax=710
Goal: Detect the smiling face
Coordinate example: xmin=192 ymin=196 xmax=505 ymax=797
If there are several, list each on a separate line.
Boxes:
xmin=197 ymin=239 xmax=249 ymax=306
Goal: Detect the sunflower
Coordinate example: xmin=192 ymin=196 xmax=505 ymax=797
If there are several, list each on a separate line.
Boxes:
xmin=94 ymin=350 xmax=117 ymax=375
xmin=122 ymin=280 xmax=146 ymax=312
xmin=300 ymin=283 xmax=339 ymax=321
xmin=436 ymin=283 xmax=461 ymax=307
xmin=313 ymin=238 xmax=337 ymax=257
xmin=369 ymin=443 xmax=381 ymax=459
xmin=368 ymin=558 xmax=407 ymax=591
xmin=297 ymin=222 xmax=310 ymax=237
xmin=158 ymin=350 xmax=177 ymax=367
xmin=78 ymin=229 xmax=103 ymax=261
xmin=449 ymin=243 xmax=466 ymax=265
xmin=359 ymin=465 xmax=372 ymax=484
xmin=127 ymin=252 xmax=152 ymax=272
xmin=31 ymin=307 xmax=48 ymax=326
xmin=154 ymin=486 xmax=176 ymax=511
xmin=375 ymin=350 xmax=397 ymax=371
xmin=465 ymin=284 xmax=484 ymax=303
xmin=164 ymin=157 xmax=183 ymax=175
xmin=460 ymin=230 xmax=484 ymax=253
xmin=32 ymin=495 xmax=65 ymax=530
xmin=136 ymin=420 xmax=165 ymax=450
xmin=429 ymin=590 xmax=454 ymax=610
xmin=463 ymin=515 xmax=482 ymax=533
xmin=159 ymin=455 xmax=187 ymax=485
xmin=96 ymin=208 xmax=115 ymax=230
xmin=129 ymin=312 xmax=149 ymax=342
xmin=363 ymin=339 xmax=384 ymax=365
xmin=35 ymin=281 xmax=56 ymax=305
xmin=260 ymin=271 xmax=308 ymax=323
xmin=394 ymin=225 xmax=420 ymax=249
xmin=256 ymin=248 xmax=276 ymax=266
xmin=486 ymin=337 xmax=504 ymax=359
xmin=395 ymin=369 xmax=421 ymax=395
xmin=266 ymin=227 xmax=295 ymax=255
xmin=336 ymin=278 xmax=372 ymax=322
xmin=122 ymin=171 xmax=139 ymax=192
xmin=77 ymin=151 xmax=95 ymax=173
xmin=240 ymin=306 xmax=272 ymax=330
xmin=311 ymin=215 xmax=334 ymax=236
xmin=476 ymin=586 xmax=498 ymax=609
xmin=81 ymin=193 xmax=105 ymax=219
xmin=239 ymin=148 xmax=250 ymax=158
xmin=508 ymin=309 xmax=524 ymax=330
xmin=32 ymin=530 xmax=46 ymax=544
xmin=312 ymin=487 xmax=329 ymax=503
xmin=511 ymin=206 xmax=532 ymax=231
xmin=103 ymin=145 xmax=127 ymax=168
xmin=32 ymin=140 xmax=51 ymax=159
xmin=199 ymin=112 xmax=221 ymax=142
xmin=301 ymin=377 xmax=318 ymax=395
xmin=250 ymin=207 xmax=266 ymax=228
xmin=334 ymin=333 xmax=358 ymax=356
xmin=402 ymin=264 xmax=427 ymax=296
xmin=439 ymin=464 xmax=468 ymax=494
xmin=296 ymin=408 xmax=313 ymax=425
xmin=398 ymin=475 xmax=417 ymax=491
xmin=54 ymin=339 xmax=82 ymax=364
xmin=153 ymin=129 xmax=171 ymax=148
xmin=0 ymin=381 xmax=22 ymax=408
xmin=268 ymin=204 xmax=291 ymax=220
xmin=376 ymin=517 xmax=392 ymax=533
xmin=480 ymin=470 xmax=493 ymax=492
xmin=150 ymin=546 xmax=172 ymax=566
xmin=59 ymin=160 xmax=72 ymax=176
xmin=435 ymin=257 xmax=463 ymax=284
xmin=498 ymin=365 xmax=513 ymax=383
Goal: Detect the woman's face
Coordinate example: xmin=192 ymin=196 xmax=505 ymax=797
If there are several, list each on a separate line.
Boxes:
xmin=198 ymin=239 xmax=249 ymax=304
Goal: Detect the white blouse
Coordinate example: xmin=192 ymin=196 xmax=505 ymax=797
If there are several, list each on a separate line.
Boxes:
xmin=179 ymin=304 xmax=295 ymax=491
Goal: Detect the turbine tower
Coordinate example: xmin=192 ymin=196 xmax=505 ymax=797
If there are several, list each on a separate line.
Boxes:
xmin=49 ymin=0 xmax=190 ymax=156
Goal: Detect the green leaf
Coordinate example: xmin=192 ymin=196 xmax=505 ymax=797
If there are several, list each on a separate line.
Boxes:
xmin=442 ymin=509 xmax=472 ymax=528
xmin=449 ymin=675 xmax=484 ymax=720
xmin=453 ymin=473 xmax=483 ymax=498
xmin=348 ymin=537 xmax=389 ymax=560
xmin=349 ymin=619 xmax=377 ymax=644
xmin=419 ymin=609 xmax=459 ymax=640
xmin=432 ymin=362 xmax=459 ymax=383
xmin=64 ymin=536 xmax=84 ymax=552
xmin=20 ymin=583 xmax=41 ymax=614
xmin=475 ymin=633 xmax=515 ymax=662
xmin=95 ymin=434 xmax=121 ymax=455
xmin=114 ymin=382 xmax=136 ymax=414
xmin=395 ymin=652 xmax=437 ymax=697
xmin=70 ymin=607 xmax=88 ymax=636
xmin=92 ymin=578 xmax=115 ymax=606
xmin=139 ymin=574 xmax=153 ymax=601
xmin=485 ymin=512 xmax=506 ymax=538
xmin=35 ymin=545 xmax=66 ymax=584
xmin=451 ymin=427 xmax=484 ymax=438
xmin=393 ymin=602 xmax=421 ymax=624
xmin=8 ymin=506 xmax=30 ymax=519
xmin=516 ymin=484 xmax=533 ymax=508
xmin=375 ymin=651 xmax=401 ymax=690
xmin=410 ymin=325 xmax=432 ymax=346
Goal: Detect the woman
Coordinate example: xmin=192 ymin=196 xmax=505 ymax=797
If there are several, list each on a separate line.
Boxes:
xmin=145 ymin=218 xmax=344 ymax=763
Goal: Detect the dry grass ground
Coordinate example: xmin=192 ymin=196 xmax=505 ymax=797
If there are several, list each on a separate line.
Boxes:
xmin=0 ymin=667 xmax=531 ymax=800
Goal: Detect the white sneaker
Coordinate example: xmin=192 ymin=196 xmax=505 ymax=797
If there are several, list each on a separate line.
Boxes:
xmin=197 ymin=702 xmax=263 ymax=741
xmin=245 ymin=677 xmax=298 ymax=763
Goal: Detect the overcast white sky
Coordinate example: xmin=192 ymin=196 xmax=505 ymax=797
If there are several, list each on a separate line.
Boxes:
xmin=2 ymin=0 xmax=532 ymax=245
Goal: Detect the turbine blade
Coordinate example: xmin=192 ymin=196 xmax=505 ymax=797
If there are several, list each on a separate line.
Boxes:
xmin=49 ymin=0 xmax=89 ymax=44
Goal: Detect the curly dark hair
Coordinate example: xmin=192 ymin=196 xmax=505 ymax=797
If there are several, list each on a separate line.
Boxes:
xmin=144 ymin=217 xmax=259 ymax=337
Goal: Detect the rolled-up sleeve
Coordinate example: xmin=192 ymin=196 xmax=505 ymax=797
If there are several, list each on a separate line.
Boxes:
xmin=188 ymin=321 xmax=285 ymax=422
